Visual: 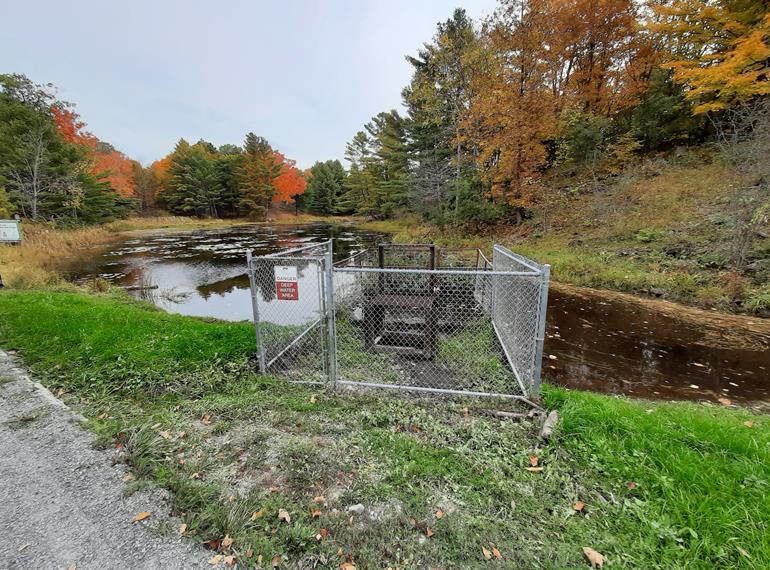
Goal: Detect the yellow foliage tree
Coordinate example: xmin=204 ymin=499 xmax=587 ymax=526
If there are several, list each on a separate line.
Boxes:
xmin=651 ymin=1 xmax=770 ymax=113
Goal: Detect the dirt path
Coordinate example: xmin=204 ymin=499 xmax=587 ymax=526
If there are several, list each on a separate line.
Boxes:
xmin=0 ymin=351 xmax=209 ymax=569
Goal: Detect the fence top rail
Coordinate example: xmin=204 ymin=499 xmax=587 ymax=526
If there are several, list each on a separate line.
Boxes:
xmin=333 ymin=249 xmax=371 ymax=267
xmin=377 ymin=243 xmax=435 ymax=249
xmin=492 ymin=244 xmax=543 ymax=273
xmin=333 ymin=266 xmax=541 ymax=277
xmin=261 ymin=240 xmax=331 ymax=258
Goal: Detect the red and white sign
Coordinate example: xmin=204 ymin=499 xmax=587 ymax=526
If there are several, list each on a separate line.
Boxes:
xmin=275 ymin=265 xmax=299 ymax=301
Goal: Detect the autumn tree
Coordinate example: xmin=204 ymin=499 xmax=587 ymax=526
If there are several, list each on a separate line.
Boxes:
xmin=53 ymin=105 xmax=136 ymax=197
xmin=0 ymin=73 xmax=135 ymax=222
xmin=272 ymin=152 xmax=307 ymax=208
xmin=651 ymin=1 xmax=770 ymax=113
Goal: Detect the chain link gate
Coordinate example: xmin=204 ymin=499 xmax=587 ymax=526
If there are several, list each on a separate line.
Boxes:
xmin=248 ymin=241 xmax=549 ymax=399
xmin=246 ymin=240 xmax=336 ymax=383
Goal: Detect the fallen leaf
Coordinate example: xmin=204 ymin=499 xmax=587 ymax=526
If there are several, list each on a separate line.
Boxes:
xmin=340 ymin=563 xmax=356 ymax=570
xmin=717 ymin=397 xmax=732 ymax=406
xmin=122 ymin=474 xmax=135 ymax=483
xmin=271 ymin=554 xmax=281 ymax=567
xmin=249 ymin=509 xmax=267 ymax=522
xmin=313 ymin=495 xmax=326 ymax=504
xmin=528 ymin=455 xmax=539 ymax=467
xmin=278 ymin=509 xmax=291 ymax=523
xmin=178 ymin=523 xmax=187 ymax=534
xmin=482 ymin=546 xmax=492 ymax=560
xmin=744 ymin=420 xmax=754 ymax=428
xmin=221 ymin=535 xmax=233 ymax=549
xmin=310 ymin=394 xmax=317 ymax=403
xmin=203 ymin=539 xmax=222 ymax=551
xmin=426 ymin=527 xmax=434 ymax=538
xmin=462 ymin=407 xmax=469 ymax=417
xmin=7 ymin=349 xmax=17 ymax=355
xmin=191 ymin=472 xmax=202 ymax=480
xmin=435 ymin=509 xmax=445 ymax=519
xmin=269 ymin=486 xmax=280 ymax=493
xmin=223 ymin=555 xmax=236 ymax=566
xmin=691 ymin=362 xmax=706 ymax=368
xmin=492 ymin=547 xmax=502 ymax=559
xmin=409 ymin=517 xmax=417 ymax=527
xmin=582 ymin=547 xmax=605 ymax=568
xmin=201 ymin=414 xmax=212 ymax=425
xmin=132 ymin=511 xmax=151 ymax=522
xmin=310 ymin=508 xmax=321 ymax=518
xmin=159 ymin=430 xmax=172 ymax=439
xmin=245 ymin=548 xmax=253 ymax=558
xmin=208 ymin=554 xmax=223 ymax=565
xmin=526 ymin=467 xmax=544 ymax=473
xmin=316 ymin=528 xmax=329 ymax=541
xmin=626 ymin=482 xmax=637 ymax=489
xmin=177 ymin=431 xmax=187 ymax=438
xmin=96 ymin=412 xmax=108 ymax=420
xmin=573 ymin=501 xmax=585 ymax=512
xmin=18 ymin=544 xmax=30 ymax=552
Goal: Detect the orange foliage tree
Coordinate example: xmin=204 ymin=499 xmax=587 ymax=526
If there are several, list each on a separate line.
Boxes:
xmin=272 ymin=152 xmax=307 ymax=205
xmin=52 ymin=106 xmax=136 ymax=197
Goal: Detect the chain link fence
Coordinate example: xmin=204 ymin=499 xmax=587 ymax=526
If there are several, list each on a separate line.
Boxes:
xmin=247 ymin=241 xmax=549 ymax=398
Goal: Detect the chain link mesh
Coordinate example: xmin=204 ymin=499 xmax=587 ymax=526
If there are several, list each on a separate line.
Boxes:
xmin=248 ymin=242 xmax=549 ymax=397
xmin=247 ymin=242 xmax=331 ymax=383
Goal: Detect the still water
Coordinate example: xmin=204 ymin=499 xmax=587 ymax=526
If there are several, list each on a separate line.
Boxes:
xmin=66 ymin=223 xmax=770 ymax=407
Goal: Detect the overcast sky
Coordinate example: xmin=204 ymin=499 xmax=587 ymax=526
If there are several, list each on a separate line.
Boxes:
xmin=1 ymin=0 xmax=497 ymax=167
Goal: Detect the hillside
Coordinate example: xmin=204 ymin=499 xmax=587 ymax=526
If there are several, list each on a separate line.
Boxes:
xmin=368 ymin=150 xmax=770 ymax=315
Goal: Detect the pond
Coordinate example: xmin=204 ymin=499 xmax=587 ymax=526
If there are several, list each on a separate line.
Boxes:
xmin=65 ymin=223 xmax=770 ymax=407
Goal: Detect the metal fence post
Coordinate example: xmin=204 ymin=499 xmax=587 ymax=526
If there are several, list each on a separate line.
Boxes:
xmin=246 ymin=251 xmax=266 ymax=373
xmin=531 ymin=264 xmax=550 ymax=396
xmin=324 ymin=240 xmax=338 ymax=388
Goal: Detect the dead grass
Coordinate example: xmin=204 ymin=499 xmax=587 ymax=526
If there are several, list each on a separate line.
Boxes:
xmin=0 ymin=224 xmax=115 ymax=289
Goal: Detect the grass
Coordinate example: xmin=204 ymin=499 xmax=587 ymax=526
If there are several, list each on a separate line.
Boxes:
xmin=1 ymin=289 xmax=768 ymax=568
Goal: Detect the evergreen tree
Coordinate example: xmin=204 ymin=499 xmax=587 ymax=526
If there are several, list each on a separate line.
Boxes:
xmin=402 ymin=8 xmax=479 ymax=215
xmin=304 ymin=160 xmax=347 ymax=215
xmin=236 ymin=132 xmax=280 ymax=219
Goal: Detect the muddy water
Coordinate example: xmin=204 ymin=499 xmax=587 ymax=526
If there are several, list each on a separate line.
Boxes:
xmin=543 ymin=287 xmax=770 ymax=406
xmin=65 ymin=224 xmax=769 ymax=406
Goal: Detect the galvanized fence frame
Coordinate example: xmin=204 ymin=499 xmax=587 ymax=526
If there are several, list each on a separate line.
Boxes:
xmin=247 ymin=241 xmax=550 ymax=399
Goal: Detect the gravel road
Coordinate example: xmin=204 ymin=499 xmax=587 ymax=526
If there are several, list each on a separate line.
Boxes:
xmin=0 ymin=350 xmax=210 ymax=569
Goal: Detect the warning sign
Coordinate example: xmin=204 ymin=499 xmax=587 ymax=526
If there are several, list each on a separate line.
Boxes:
xmin=275 ymin=265 xmax=299 ymax=301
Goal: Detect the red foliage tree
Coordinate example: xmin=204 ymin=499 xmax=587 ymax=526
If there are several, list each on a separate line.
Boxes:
xmin=272 ymin=152 xmax=307 ymax=204
xmin=52 ymin=106 xmax=136 ymax=197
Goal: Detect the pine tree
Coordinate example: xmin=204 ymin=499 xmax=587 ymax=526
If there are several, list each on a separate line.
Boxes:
xmin=236 ymin=132 xmax=280 ymax=219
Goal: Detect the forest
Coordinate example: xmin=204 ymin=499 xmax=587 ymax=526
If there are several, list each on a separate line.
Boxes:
xmin=1 ymin=0 xmax=769 ymax=229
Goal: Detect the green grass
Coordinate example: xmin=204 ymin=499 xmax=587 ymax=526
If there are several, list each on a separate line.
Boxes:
xmin=1 ymin=289 xmax=768 ymax=568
